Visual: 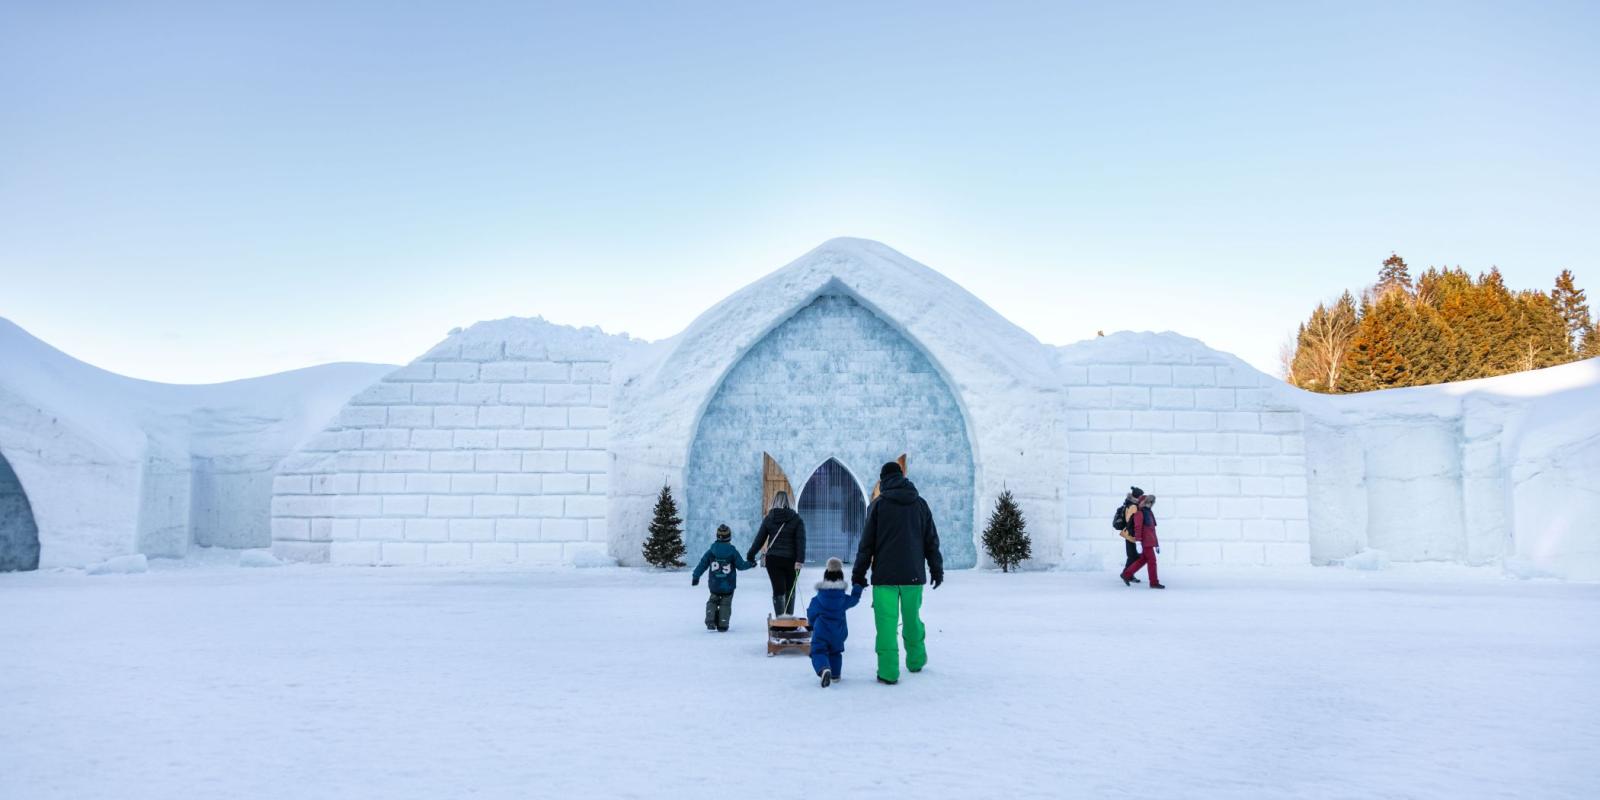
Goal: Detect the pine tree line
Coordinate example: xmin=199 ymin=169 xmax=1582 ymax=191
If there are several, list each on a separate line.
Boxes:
xmin=1288 ymin=255 xmax=1598 ymax=393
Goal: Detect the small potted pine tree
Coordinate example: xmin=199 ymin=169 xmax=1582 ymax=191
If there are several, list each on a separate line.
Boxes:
xmin=981 ymin=489 xmax=1032 ymax=572
xmin=642 ymin=484 xmax=686 ymax=568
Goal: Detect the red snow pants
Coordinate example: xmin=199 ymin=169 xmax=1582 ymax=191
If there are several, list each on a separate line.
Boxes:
xmin=1121 ymin=549 xmax=1159 ymax=585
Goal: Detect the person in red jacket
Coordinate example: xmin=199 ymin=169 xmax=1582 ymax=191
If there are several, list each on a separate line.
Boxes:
xmin=1120 ymin=494 xmax=1165 ymax=589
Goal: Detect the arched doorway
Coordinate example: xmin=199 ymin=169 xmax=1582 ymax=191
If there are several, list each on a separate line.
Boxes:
xmin=797 ymin=458 xmax=866 ymax=565
xmin=0 ymin=450 xmax=41 ymax=572
xmin=685 ymin=293 xmax=975 ymax=565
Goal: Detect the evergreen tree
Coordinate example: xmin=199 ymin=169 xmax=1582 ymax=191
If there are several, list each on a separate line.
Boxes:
xmin=1338 ymin=294 xmax=1411 ymax=392
xmin=1552 ymin=269 xmax=1592 ymax=352
xmin=1288 ymin=291 xmax=1359 ymax=393
xmin=1511 ymin=290 xmax=1573 ymax=370
xmin=981 ymin=489 xmax=1031 ymax=573
xmin=1467 ymin=268 xmax=1520 ymax=378
xmin=1377 ymin=253 xmax=1412 ymax=295
xmin=642 ymin=484 xmax=686 ymax=568
xmin=1419 ymin=267 xmax=1476 ymax=383
xmin=1582 ymin=326 xmax=1600 ymax=359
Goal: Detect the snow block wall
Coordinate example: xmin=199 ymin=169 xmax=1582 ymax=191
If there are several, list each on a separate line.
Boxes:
xmin=1057 ymin=334 xmax=1312 ymax=568
xmin=0 ymin=318 xmax=388 ymax=568
xmin=685 ymin=294 xmax=975 ymax=565
xmin=1305 ymin=359 xmax=1600 ymax=578
xmin=0 ymin=450 xmax=40 ymax=571
xmin=270 ymin=319 xmax=642 ymax=566
xmin=1511 ymin=377 xmax=1600 ymax=580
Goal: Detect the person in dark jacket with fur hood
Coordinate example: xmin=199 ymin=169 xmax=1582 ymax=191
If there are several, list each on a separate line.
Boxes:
xmin=852 ymin=461 xmax=944 ymax=685
xmin=806 ymin=557 xmax=865 ymax=688
xmin=748 ymin=491 xmax=806 ymax=617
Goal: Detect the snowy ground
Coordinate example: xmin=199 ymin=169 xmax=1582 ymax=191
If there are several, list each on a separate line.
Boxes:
xmin=2 ymin=565 xmax=1596 ymax=800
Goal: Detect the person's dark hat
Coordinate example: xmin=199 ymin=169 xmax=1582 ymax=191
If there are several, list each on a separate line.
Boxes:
xmin=715 ymin=524 xmax=732 ymax=540
xmin=880 ymin=461 xmax=903 ymax=480
xmin=1129 ymin=486 xmax=1145 ymax=498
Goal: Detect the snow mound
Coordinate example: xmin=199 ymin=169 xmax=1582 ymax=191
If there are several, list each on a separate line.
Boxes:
xmin=238 ymin=550 xmax=283 ymax=568
xmin=567 ymin=545 xmax=618 ymax=569
xmin=1340 ymin=549 xmax=1390 ymax=571
xmin=1502 ymin=557 xmax=1558 ymax=580
xmin=1057 ymin=330 xmax=1233 ymax=366
xmin=420 ymin=315 xmax=643 ymax=363
xmin=86 ymin=554 xmax=148 ymax=575
xmin=1058 ymin=551 xmax=1105 ymax=572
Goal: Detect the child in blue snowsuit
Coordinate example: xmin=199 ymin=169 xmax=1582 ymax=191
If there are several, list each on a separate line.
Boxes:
xmin=805 ymin=557 xmax=865 ymax=687
xmin=692 ymin=524 xmax=756 ymax=632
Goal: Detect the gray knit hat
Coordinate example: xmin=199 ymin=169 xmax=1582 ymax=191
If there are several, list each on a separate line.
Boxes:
xmin=823 ymin=557 xmax=845 ymax=581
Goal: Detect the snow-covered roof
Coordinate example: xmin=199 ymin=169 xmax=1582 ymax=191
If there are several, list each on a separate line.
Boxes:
xmin=610 ymin=237 xmax=1064 ymax=467
xmin=0 ymin=316 xmax=392 ymax=460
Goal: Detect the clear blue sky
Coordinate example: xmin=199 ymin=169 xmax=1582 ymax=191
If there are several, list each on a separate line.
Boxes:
xmin=3 ymin=1 xmax=1596 ymax=383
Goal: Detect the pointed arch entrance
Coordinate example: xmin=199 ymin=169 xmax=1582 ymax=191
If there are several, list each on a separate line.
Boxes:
xmin=685 ymin=293 xmax=974 ymax=566
xmin=797 ymin=458 xmax=866 ymax=565
xmin=0 ymin=449 xmax=41 ymax=572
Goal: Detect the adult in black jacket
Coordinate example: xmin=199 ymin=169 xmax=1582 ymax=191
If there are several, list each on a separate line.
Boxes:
xmin=747 ymin=491 xmax=806 ymax=616
xmin=852 ymin=461 xmax=944 ymax=684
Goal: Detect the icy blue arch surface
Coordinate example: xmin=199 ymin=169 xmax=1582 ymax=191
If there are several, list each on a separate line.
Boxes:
xmin=686 ymin=294 xmax=975 ymax=568
xmin=0 ymin=450 xmax=41 ymax=572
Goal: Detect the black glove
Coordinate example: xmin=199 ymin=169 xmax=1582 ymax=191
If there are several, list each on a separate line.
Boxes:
xmin=691 ymin=577 xmax=699 ymax=586
xmin=852 ymin=574 xmax=868 ymax=587
xmin=931 ymin=575 xmax=943 ymax=590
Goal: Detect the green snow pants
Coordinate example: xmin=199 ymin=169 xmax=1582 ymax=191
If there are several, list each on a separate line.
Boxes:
xmin=872 ymin=585 xmax=926 ymax=682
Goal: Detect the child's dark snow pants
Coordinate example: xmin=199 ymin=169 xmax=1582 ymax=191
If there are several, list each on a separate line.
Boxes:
xmin=810 ymin=638 xmax=844 ymax=677
xmin=705 ymin=592 xmax=733 ymax=631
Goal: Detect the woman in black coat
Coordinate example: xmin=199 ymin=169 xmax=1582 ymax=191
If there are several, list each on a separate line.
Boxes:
xmin=747 ymin=491 xmax=807 ymax=616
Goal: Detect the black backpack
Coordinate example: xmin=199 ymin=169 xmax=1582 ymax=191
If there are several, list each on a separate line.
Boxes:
xmin=1111 ymin=502 xmax=1132 ymax=531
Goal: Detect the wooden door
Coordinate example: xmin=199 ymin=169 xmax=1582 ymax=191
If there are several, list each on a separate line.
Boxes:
xmin=762 ymin=452 xmax=794 ymax=515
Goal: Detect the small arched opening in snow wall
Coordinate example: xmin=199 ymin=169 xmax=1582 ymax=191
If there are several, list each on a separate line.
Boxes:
xmin=0 ymin=448 xmax=41 ymax=572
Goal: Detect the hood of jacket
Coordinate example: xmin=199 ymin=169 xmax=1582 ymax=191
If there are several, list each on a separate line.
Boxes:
xmin=877 ymin=474 xmax=921 ymax=505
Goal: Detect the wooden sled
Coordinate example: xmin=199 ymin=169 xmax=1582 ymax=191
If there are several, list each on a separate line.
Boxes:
xmin=767 ymin=615 xmax=811 ymax=657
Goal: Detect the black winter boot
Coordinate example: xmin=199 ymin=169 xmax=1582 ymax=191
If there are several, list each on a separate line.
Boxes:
xmin=773 ymin=595 xmax=786 ymax=618
xmin=877 ymin=676 xmax=898 ymax=685
xmin=820 ymin=669 xmax=832 ymax=688
xmin=1121 ymin=574 xmax=1133 ymax=586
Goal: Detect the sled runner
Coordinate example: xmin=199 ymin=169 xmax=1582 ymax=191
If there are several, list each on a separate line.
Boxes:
xmin=766 ymin=614 xmax=811 ymax=656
